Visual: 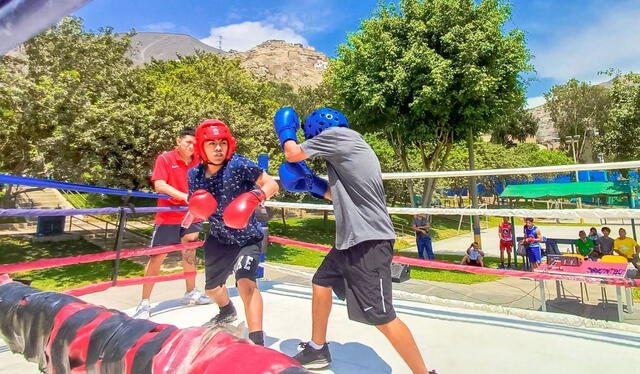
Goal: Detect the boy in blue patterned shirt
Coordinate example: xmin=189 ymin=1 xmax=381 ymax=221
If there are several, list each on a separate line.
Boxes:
xmin=186 ymin=119 xmax=279 ymax=346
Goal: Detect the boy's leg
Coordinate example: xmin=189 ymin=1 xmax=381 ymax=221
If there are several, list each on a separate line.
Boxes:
xmin=376 ymin=318 xmax=428 ymax=374
xmin=233 ymin=241 xmax=264 ymax=344
xmin=141 ymin=253 xmax=168 ymax=299
xmin=141 ymin=224 xmax=179 ymax=300
xmin=202 ymin=237 xmax=240 ymax=325
xmin=180 ymin=231 xmax=200 ymax=292
xmin=237 ymin=278 xmax=263 ymax=332
xmin=311 ymin=284 xmax=333 ymax=345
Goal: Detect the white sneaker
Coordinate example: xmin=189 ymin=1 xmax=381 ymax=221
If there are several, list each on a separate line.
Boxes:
xmin=182 ymin=288 xmax=213 ymax=305
xmin=132 ymin=302 xmax=151 ymax=319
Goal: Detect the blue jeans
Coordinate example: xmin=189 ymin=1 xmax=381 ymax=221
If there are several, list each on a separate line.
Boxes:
xmin=417 ymin=236 xmax=434 ymax=259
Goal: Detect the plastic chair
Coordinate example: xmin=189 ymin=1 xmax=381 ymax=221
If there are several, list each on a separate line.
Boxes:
xmin=599 ymin=255 xmax=629 ymax=310
xmin=601 ymin=255 xmax=628 ymax=263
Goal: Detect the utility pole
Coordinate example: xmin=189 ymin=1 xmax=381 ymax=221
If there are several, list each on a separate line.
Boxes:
xmin=467 ymin=127 xmax=482 ymax=247
xmin=569 ymin=134 xmax=584 ymax=223
xmin=216 ymin=35 xmax=222 ymax=50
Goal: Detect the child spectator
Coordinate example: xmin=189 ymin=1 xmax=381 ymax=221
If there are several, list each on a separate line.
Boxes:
xmin=460 ymin=242 xmax=484 ymax=267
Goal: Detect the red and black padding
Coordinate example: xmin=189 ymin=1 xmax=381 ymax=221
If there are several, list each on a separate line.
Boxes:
xmin=0 ymin=281 xmax=310 ymax=374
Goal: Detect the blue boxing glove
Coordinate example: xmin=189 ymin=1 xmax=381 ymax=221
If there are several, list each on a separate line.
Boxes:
xmin=274 ymin=107 xmax=300 ymax=148
xmin=278 ymin=161 xmax=328 ymax=199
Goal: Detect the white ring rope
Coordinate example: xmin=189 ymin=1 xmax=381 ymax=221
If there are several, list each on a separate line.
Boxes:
xmin=264 ymin=201 xmax=640 ymax=219
xmin=272 ymin=160 xmax=640 ymax=181
xmin=378 ymin=160 xmax=640 ymax=180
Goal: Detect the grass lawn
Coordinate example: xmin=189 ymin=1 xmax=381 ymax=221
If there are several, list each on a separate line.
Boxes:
xmin=268 ymin=216 xmax=506 ymax=284
xmin=0 ymin=236 xmax=145 ymax=291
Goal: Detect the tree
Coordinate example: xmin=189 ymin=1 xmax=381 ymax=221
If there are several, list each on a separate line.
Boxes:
xmin=0 ymin=17 xmax=139 ymax=186
xmin=544 ymin=78 xmax=611 ymax=163
xmin=490 ymin=108 xmax=538 ymax=146
xmin=594 ymin=73 xmax=640 ymax=162
xmin=328 ymin=0 xmax=532 ymax=207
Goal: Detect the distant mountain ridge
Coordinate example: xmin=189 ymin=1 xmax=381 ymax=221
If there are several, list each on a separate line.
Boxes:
xmin=126 ymin=32 xmax=225 ymax=65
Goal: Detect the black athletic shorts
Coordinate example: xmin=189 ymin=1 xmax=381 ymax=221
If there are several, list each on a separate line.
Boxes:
xmin=312 ymin=239 xmax=396 ymax=326
xmin=203 ymin=236 xmax=261 ymax=290
xmin=150 ymin=222 xmax=203 ymax=247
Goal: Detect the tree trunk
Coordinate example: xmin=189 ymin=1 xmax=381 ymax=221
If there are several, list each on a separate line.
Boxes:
xmin=467 ymin=128 xmax=482 ymax=247
xmin=390 ymin=128 xmax=416 ymax=207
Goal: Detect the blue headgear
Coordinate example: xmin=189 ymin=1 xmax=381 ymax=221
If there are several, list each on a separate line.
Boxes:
xmin=303 ymin=107 xmax=350 ymax=140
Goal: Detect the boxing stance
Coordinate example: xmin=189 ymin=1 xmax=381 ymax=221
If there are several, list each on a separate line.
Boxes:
xmin=274 ymin=107 xmax=433 ymax=374
xmin=185 ymin=119 xmax=279 ymax=346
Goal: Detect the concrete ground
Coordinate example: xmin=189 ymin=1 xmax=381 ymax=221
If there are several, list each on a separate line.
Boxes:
xmin=2 ymin=264 xmax=639 ymax=374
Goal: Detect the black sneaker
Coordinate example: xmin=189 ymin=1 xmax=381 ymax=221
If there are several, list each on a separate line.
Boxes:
xmin=429 ymin=370 xmax=438 ymax=374
xmin=202 ymin=309 xmax=238 ymax=327
xmin=293 ymin=342 xmax=331 ymax=370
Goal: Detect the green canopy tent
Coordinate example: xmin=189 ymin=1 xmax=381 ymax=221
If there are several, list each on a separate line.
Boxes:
xmin=500 ymin=180 xmax=636 ymax=241
xmin=499 ymin=181 xmax=631 ymax=200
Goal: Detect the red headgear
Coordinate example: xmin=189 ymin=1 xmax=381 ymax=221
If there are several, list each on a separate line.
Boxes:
xmin=195 ymin=119 xmax=237 ymax=164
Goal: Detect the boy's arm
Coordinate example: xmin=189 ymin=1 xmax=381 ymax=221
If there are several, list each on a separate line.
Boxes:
xmin=283 ymin=141 xmax=309 ymax=162
xmin=154 ymin=180 xmax=188 ymax=202
xmin=256 ymin=172 xmax=279 ymax=199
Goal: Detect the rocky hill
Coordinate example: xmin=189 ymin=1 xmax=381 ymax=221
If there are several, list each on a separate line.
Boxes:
xmin=228 ymin=40 xmax=328 ymax=89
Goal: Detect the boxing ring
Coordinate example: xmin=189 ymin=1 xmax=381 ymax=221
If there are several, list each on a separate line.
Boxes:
xmin=3 ymin=163 xmax=640 ymax=373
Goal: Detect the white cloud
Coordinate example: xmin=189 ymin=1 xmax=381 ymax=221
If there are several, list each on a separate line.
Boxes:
xmin=526 ymin=96 xmax=546 ymax=109
xmin=141 ymin=22 xmax=176 ymax=32
xmin=534 ymin=3 xmax=640 ymax=81
xmin=201 ymin=21 xmax=307 ymax=52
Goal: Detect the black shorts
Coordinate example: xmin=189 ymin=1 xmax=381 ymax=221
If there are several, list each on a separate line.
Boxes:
xmin=312 ymin=239 xmax=396 ymax=326
xmin=203 ymin=236 xmax=261 ymax=290
xmin=150 ymin=222 xmax=203 ymax=247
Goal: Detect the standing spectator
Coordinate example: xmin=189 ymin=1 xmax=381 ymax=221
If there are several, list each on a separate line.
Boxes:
xmin=498 ymin=217 xmax=513 ymax=268
xmin=132 ymin=128 xmax=211 ymax=320
xmin=575 ymin=230 xmax=596 ymax=259
xmin=588 ymin=227 xmax=600 ymax=241
xmin=521 ymin=217 xmax=542 ymax=270
xmin=593 ymin=226 xmax=614 ymax=260
xmin=412 ymin=213 xmax=434 ymax=259
xmin=613 ymin=228 xmax=640 ymax=270
xmin=460 ymin=242 xmax=484 ymax=267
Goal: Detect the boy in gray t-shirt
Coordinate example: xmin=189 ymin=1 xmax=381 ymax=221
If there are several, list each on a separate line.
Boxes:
xmin=274 ymin=107 xmax=432 ymax=374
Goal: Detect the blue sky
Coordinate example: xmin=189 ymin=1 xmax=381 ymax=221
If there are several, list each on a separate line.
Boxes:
xmin=74 ymin=0 xmax=640 ymax=107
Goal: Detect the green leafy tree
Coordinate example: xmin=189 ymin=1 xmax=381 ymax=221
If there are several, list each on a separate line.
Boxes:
xmin=490 ymin=108 xmax=538 ymax=146
xmin=0 ymin=17 xmax=140 ymax=186
xmin=328 ymin=0 xmax=532 ymax=206
xmin=594 ymin=73 xmax=640 ymax=162
xmin=544 ymin=78 xmax=611 ymax=163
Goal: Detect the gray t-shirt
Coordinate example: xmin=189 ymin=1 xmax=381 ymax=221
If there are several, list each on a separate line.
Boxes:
xmin=301 ymin=127 xmax=396 ymax=249
xmin=596 ymin=236 xmax=614 ymax=255
xmin=412 ymin=215 xmax=430 ymax=238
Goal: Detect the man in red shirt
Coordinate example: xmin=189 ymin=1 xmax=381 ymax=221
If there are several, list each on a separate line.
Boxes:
xmin=498 ymin=217 xmax=513 ymax=268
xmin=133 ymin=128 xmax=211 ymax=319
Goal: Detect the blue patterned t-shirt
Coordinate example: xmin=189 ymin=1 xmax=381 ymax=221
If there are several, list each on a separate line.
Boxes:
xmin=188 ymin=154 xmax=264 ymax=246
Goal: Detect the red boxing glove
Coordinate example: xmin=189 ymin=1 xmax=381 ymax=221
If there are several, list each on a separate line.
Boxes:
xmin=181 ymin=189 xmax=218 ymax=228
xmin=223 ymin=189 xmax=266 ymax=229
xmin=526 ymin=237 xmax=536 ymax=243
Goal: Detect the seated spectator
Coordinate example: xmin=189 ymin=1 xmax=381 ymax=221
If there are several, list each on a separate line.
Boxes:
xmin=613 ymin=228 xmax=640 ymax=270
xmin=460 ymin=242 xmax=484 ymax=267
xmin=575 ymin=230 xmax=596 ymax=259
xmin=588 ymin=227 xmax=601 ymax=241
xmin=593 ymin=226 xmax=614 ymax=260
